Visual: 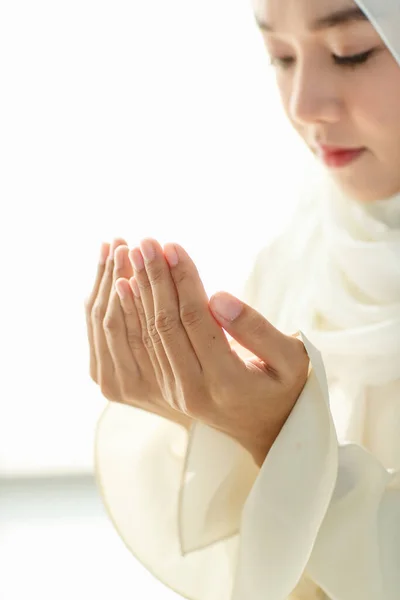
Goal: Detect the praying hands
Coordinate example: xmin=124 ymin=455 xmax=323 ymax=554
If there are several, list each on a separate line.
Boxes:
xmin=85 ymin=238 xmax=310 ymax=467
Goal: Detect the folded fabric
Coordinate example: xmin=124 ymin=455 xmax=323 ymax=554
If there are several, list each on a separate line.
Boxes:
xmin=94 ymin=327 xmax=400 ymax=600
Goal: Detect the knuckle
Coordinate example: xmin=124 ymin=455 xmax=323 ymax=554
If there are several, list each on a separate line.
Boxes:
xmin=142 ymin=331 xmax=154 ymax=351
xmin=248 ymin=315 xmax=267 ymax=339
xmin=180 ymin=303 xmax=203 ymax=329
xmin=103 ymin=313 xmax=119 ymax=334
xmin=147 ymin=264 xmax=164 ymax=285
xmin=173 ymin=267 xmax=189 ymax=286
xmin=126 ymin=329 xmax=143 ymax=351
xmin=92 ymin=302 xmax=106 ymax=322
xmin=138 ymin=277 xmax=152 ymax=293
xmin=155 ymin=309 xmax=179 ymax=335
xmin=121 ymin=300 xmax=135 ymax=316
xmin=147 ymin=316 xmax=162 ymax=344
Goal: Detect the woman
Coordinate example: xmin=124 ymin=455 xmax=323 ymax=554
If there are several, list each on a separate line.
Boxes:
xmin=86 ymin=0 xmax=400 ymax=598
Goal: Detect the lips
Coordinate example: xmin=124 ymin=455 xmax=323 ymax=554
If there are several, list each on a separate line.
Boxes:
xmin=318 ymin=144 xmax=365 ymax=154
xmin=316 ymin=145 xmax=366 ymax=168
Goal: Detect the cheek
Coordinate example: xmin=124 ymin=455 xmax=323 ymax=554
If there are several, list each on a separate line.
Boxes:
xmin=355 ymin=79 xmax=400 ymax=150
xmin=354 ymin=59 xmax=400 ymax=143
xmin=378 ymin=80 xmax=400 ymax=134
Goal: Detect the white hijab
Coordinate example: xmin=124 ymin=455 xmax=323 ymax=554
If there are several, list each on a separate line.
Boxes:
xmin=255 ymin=0 xmax=400 ymax=453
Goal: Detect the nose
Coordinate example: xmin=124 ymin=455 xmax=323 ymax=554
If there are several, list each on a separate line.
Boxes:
xmin=288 ymin=60 xmax=342 ymax=126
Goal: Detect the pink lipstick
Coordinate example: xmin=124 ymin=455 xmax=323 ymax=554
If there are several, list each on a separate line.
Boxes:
xmin=317 ymin=145 xmax=366 ymax=168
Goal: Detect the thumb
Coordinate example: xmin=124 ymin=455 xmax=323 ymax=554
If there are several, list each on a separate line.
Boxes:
xmin=209 ymin=292 xmax=291 ymax=368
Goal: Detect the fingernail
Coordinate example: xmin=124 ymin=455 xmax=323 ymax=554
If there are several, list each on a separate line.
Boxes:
xmin=109 ymin=241 xmax=118 ymax=260
xmin=211 ymin=293 xmax=243 ymax=321
xmin=140 ymin=239 xmax=156 ymax=263
xmin=164 ymin=244 xmax=179 ymax=267
xmin=130 ymin=248 xmax=145 ymax=271
xmin=99 ymin=243 xmax=109 ymax=265
xmin=114 ymin=248 xmax=125 ymax=270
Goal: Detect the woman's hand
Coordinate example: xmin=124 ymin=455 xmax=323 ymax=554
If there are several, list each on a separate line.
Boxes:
xmin=84 ymin=238 xmax=192 ymax=430
xmin=111 ymin=237 xmax=310 ymax=467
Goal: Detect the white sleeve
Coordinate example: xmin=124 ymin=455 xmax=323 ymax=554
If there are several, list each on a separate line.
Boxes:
xmin=94 ymin=242 xmax=400 ymax=600
xmin=192 ymin=330 xmax=400 ymax=600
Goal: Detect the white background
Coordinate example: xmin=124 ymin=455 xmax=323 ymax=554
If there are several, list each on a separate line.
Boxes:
xmin=0 ymin=2 xmax=313 ymax=599
xmin=0 ymin=0 xmax=310 ymax=477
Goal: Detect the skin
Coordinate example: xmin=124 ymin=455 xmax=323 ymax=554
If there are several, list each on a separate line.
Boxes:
xmin=85 ymin=238 xmax=309 ymax=467
xmin=253 ymin=0 xmax=400 ymax=202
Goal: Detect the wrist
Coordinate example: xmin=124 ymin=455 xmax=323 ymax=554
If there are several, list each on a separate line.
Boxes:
xmin=250 ymin=444 xmax=270 ymax=468
xmin=237 ymin=432 xmax=275 ymax=469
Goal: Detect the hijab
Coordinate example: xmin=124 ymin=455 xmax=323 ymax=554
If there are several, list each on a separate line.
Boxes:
xmin=249 ymin=4 xmax=400 ymax=597
xmin=248 ymin=0 xmax=400 ymax=458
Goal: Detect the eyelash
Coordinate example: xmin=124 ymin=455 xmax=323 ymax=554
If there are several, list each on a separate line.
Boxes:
xmin=269 ymin=49 xmax=376 ymax=70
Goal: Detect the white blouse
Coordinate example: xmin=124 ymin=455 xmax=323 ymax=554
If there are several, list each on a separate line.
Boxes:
xmin=94 ymin=230 xmax=400 ymax=600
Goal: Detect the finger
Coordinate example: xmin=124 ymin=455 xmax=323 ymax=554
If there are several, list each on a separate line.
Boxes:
xmin=128 ymin=244 xmax=169 ymax=388
xmin=164 ymin=242 xmax=235 ymax=377
xmin=111 ymin=246 xmax=163 ymax=390
xmin=85 ymin=242 xmax=110 ymax=309
xmin=209 ymin=291 xmax=297 ymax=374
xmin=85 ymin=242 xmax=110 ymax=382
xmin=137 ymin=238 xmax=201 ymax=380
xmin=112 ymin=244 xmax=133 ymax=284
xmin=92 ymin=237 xmax=128 ymax=390
xmin=127 ymin=274 xmax=166 ymax=388
xmin=104 ymin=245 xmax=140 ymax=382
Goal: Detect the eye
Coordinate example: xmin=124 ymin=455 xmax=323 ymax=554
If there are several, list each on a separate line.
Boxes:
xmin=334 ymin=49 xmax=376 ymax=67
xmin=269 ymin=49 xmax=376 ymax=70
xmin=269 ymin=56 xmax=295 ymax=69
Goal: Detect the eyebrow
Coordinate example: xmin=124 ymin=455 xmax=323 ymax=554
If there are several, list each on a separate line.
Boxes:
xmin=255 ymin=6 xmax=368 ymax=33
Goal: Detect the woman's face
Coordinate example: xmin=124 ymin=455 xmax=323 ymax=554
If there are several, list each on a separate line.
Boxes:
xmin=254 ymin=0 xmax=400 ymax=202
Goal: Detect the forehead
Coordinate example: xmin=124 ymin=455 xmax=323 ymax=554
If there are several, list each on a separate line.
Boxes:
xmin=253 ymin=0 xmax=365 ymax=33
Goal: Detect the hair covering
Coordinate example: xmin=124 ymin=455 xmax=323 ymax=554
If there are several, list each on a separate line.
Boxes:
xmin=262 ymin=0 xmax=400 ymax=449
xmin=93 ymin=4 xmax=400 ymax=600
xmin=355 ymin=0 xmax=400 ymax=63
